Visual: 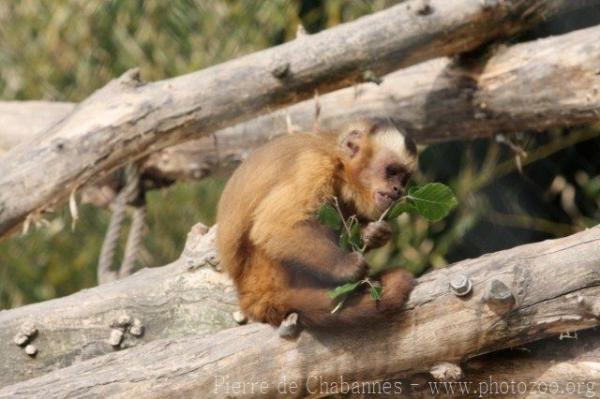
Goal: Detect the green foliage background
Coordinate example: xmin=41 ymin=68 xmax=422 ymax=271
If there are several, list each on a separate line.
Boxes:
xmin=1 ymin=0 xmax=599 ymax=308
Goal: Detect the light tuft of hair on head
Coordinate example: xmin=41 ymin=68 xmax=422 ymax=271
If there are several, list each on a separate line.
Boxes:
xmin=372 ymin=121 xmax=417 ymax=167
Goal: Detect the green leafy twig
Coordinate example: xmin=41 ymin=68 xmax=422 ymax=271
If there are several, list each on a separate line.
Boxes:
xmin=328 ymin=278 xmax=382 ymax=314
xmin=317 ymin=182 xmax=458 ymax=313
xmin=386 ymin=183 xmax=458 ymax=222
xmin=332 ymin=197 xmax=363 ymax=252
xmin=359 ymin=203 xmax=394 ymax=253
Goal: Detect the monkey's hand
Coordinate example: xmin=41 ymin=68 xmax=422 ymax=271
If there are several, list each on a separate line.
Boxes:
xmin=335 ymin=252 xmax=370 ymax=282
xmin=362 ymin=221 xmax=392 ymax=251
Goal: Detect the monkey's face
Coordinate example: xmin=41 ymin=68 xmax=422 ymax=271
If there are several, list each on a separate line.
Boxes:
xmin=339 ymin=120 xmax=417 ymax=219
xmin=369 ymin=149 xmax=413 ymax=211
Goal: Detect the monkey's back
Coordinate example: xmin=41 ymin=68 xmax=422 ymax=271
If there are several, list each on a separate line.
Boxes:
xmin=216 ymin=133 xmax=338 ymax=286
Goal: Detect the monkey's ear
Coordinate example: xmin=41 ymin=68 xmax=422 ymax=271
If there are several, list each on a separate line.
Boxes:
xmin=339 ymin=129 xmax=363 ymax=158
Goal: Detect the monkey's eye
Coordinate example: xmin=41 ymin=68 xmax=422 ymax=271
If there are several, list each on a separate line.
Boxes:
xmin=386 ymin=165 xmax=400 ymax=178
xmin=401 ymin=173 xmax=411 ymax=186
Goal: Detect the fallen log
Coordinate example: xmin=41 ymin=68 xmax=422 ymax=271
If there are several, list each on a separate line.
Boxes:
xmin=0 ymin=0 xmax=588 ymax=236
xmin=0 ymin=224 xmax=238 ymax=387
xmin=1 ymin=225 xmax=599 ymax=397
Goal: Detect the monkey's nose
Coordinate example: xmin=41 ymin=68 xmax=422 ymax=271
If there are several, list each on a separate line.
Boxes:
xmin=390 ymin=186 xmax=402 ymax=199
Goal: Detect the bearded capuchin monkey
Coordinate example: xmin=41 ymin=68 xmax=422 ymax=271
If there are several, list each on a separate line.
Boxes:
xmin=216 ymin=119 xmax=417 ymax=330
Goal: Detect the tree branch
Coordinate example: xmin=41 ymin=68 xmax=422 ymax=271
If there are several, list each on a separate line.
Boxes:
xmin=0 ymin=0 xmax=589 ymax=236
xmin=1 ymin=225 xmax=599 ymax=396
xmin=2 ymin=22 xmax=599 ymax=203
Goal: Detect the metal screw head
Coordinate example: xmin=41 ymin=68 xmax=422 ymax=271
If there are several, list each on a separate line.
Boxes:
xmin=20 ymin=321 xmax=38 ymax=337
xmin=486 ymin=279 xmax=513 ymax=303
xmin=24 ymin=344 xmax=38 ymax=356
xmin=108 ymin=329 xmax=124 ymax=347
xmin=13 ymin=333 xmax=29 ymax=347
xmin=129 ymin=318 xmax=144 ymax=337
xmin=117 ymin=314 xmax=132 ymax=327
xmin=449 ymin=274 xmax=472 ymax=297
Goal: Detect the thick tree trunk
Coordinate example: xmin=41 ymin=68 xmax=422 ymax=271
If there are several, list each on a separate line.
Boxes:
xmin=1 ymin=225 xmax=599 ymax=397
xmin=2 ymin=23 xmax=600 ymax=194
xmin=0 ymin=0 xmax=588 ymax=237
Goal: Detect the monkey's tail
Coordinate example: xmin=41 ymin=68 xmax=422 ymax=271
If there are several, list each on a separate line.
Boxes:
xmin=284 ymin=268 xmax=413 ymax=328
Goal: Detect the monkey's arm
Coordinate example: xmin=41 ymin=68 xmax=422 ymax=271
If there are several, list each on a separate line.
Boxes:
xmin=251 ymin=219 xmax=368 ymax=284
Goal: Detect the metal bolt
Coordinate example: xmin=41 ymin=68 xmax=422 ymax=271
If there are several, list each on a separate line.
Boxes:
xmin=24 ymin=344 xmax=38 ymax=356
xmin=117 ymin=314 xmax=132 ymax=327
xmin=13 ymin=333 xmax=29 ymax=346
xmin=449 ymin=274 xmax=472 ymax=297
xmin=485 ymin=280 xmax=513 ymax=303
xmin=20 ymin=321 xmax=38 ymax=337
xmin=108 ymin=329 xmax=124 ymax=347
xmin=484 ymin=279 xmax=515 ymax=315
xmin=129 ymin=318 xmax=144 ymax=337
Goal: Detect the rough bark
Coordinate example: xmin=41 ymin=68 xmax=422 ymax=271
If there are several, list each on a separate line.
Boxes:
xmin=3 ymin=23 xmax=600 ymax=195
xmin=0 ymin=101 xmax=75 ymax=152
xmin=456 ymin=328 xmax=600 ymax=398
xmin=395 ymin=328 xmax=600 ymax=398
xmin=1 ymin=226 xmax=599 ymax=397
xmin=0 ymin=0 xmax=589 ymax=236
xmin=0 ymin=224 xmax=237 ymax=387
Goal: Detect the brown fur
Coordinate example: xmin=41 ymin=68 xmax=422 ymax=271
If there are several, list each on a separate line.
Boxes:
xmin=216 ymin=121 xmax=416 ymax=328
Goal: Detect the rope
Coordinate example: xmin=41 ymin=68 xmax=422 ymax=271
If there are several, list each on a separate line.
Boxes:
xmin=97 ymin=163 xmax=145 ymax=284
xmin=119 ymin=204 xmax=146 ymax=278
xmin=97 ymin=190 xmax=126 ymax=284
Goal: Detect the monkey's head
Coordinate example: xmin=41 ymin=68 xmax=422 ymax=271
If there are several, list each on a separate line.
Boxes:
xmin=337 ymin=119 xmax=418 ymax=220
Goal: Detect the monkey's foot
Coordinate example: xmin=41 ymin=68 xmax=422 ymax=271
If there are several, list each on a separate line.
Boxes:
xmin=278 ymin=312 xmax=301 ymax=339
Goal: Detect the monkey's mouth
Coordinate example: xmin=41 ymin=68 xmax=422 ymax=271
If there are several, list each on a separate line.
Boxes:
xmin=375 ymin=190 xmax=397 ymax=210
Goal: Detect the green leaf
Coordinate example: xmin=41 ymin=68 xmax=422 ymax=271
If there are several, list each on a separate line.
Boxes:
xmin=339 ymin=231 xmax=351 ymax=251
xmin=339 ymin=216 xmax=363 ymax=251
xmin=386 ymin=200 xmax=416 ymax=220
xmin=406 ymin=183 xmax=458 ymax=222
xmin=328 ymin=281 xmax=361 ymax=299
xmin=348 ymin=218 xmax=363 ymax=250
xmin=370 ymin=286 xmax=382 ymax=300
xmin=316 ymin=202 xmax=342 ymax=231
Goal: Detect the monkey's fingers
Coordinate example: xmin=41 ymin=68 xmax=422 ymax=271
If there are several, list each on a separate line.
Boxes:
xmin=339 ymin=252 xmax=370 ymax=282
xmin=362 ymin=221 xmax=392 ymax=250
